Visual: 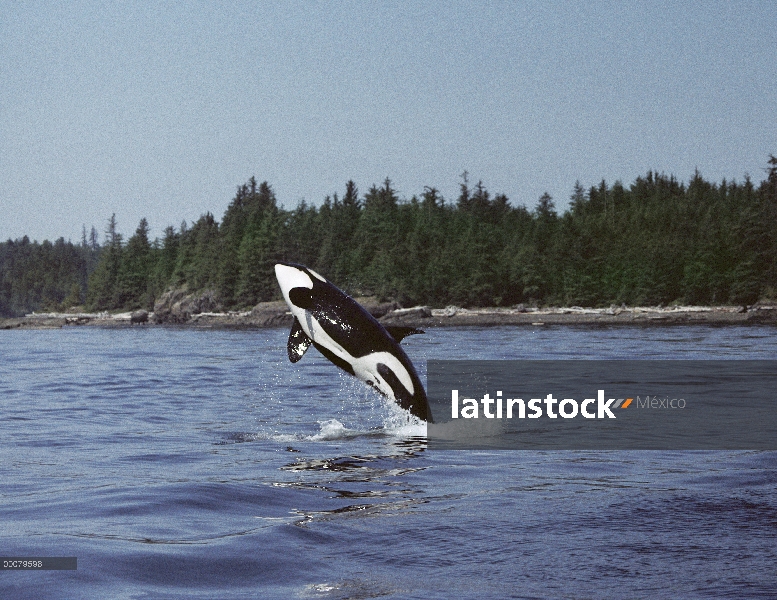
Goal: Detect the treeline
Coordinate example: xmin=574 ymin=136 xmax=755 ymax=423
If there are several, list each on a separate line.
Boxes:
xmin=2 ymin=159 xmax=776 ymax=317
xmin=0 ymin=228 xmax=99 ymax=317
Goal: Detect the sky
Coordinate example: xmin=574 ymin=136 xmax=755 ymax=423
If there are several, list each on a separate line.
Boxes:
xmin=1 ymin=1 xmax=775 ymax=243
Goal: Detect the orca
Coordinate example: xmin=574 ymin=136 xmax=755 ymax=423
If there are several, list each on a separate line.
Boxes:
xmin=274 ymin=262 xmax=433 ymax=422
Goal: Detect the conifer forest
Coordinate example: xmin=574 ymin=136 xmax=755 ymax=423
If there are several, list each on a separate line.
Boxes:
xmin=2 ymin=158 xmax=776 ymax=318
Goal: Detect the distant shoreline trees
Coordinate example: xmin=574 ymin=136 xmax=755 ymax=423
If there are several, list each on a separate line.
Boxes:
xmin=1 ymin=160 xmax=776 ymax=317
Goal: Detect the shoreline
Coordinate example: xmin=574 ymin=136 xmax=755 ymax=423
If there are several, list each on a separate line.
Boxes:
xmin=2 ymin=302 xmax=776 ymax=330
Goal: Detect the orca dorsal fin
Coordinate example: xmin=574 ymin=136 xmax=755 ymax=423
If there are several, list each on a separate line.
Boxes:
xmin=385 ymin=326 xmax=425 ymax=343
xmin=288 ymin=317 xmax=312 ymax=363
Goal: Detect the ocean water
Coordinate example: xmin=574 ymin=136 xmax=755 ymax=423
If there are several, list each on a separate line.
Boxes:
xmin=1 ymin=324 xmax=776 ymax=599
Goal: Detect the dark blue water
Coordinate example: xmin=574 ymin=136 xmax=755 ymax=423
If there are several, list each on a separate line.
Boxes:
xmin=1 ymin=325 xmax=776 ymax=599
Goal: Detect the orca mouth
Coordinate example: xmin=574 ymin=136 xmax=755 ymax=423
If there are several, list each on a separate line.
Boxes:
xmin=275 ymin=264 xmax=314 ymax=297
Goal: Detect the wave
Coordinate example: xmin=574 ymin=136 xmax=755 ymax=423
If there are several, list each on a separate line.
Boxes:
xmin=222 ymin=405 xmax=427 ymax=446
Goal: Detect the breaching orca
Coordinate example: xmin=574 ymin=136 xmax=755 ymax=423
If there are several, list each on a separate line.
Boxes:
xmin=274 ymin=263 xmax=433 ymax=422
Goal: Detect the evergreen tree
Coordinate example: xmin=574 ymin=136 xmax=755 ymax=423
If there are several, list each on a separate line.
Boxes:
xmin=116 ymin=218 xmax=153 ymax=309
xmin=152 ymin=225 xmax=179 ymax=295
xmin=353 ymin=179 xmax=400 ymax=297
xmin=235 ymin=182 xmax=281 ymax=305
xmin=86 ymin=215 xmax=123 ymax=310
xmin=219 ymin=184 xmax=251 ymax=306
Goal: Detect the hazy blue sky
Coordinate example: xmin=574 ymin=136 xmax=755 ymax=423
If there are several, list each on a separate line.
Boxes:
xmin=1 ymin=1 xmax=775 ymax=243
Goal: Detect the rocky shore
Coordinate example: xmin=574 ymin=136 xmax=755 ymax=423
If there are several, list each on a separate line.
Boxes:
xmin=3 ymin=299 xmax=776 ymax=330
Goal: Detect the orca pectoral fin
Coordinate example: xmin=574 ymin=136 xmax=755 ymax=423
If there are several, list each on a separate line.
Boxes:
xmin=288 ymin=317 xmax=312 ymax=363
xmin=385 ymin=326 xmax=425 ymax=343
